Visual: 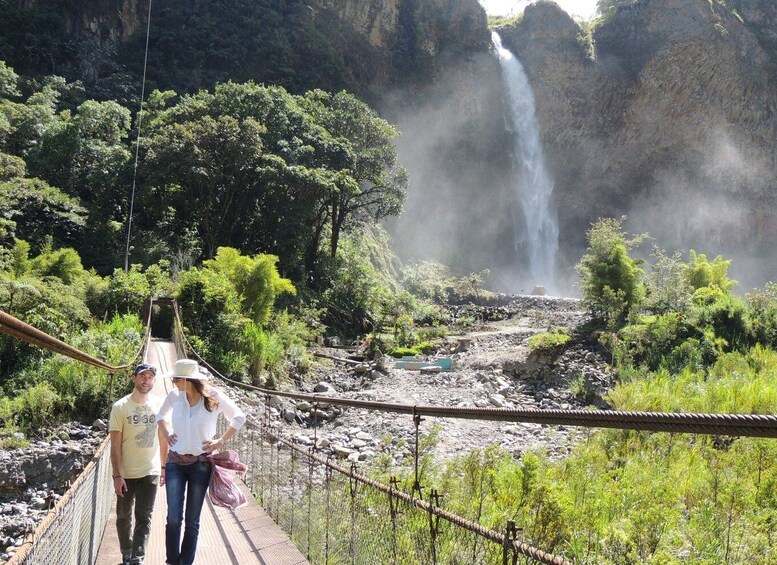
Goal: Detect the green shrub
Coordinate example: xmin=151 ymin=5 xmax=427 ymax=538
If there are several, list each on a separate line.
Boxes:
xmin=529 ymin=328 xmax=570 ymax=351
xmin=0 ymin=395 xmax=16 ymax=429
xmin=0 ymin=434 xmax=28 ymax=449
xmin=415 ymin=340 xmax=439 ymax=354
xmin=747 ymin=283 xmax=777 ymax=347
xmin=487 ymin=14 xmax=523 ymax=28
xmin=416 ymin=325 xmax=448 ymax=342
xmin=644 ymin=246 xmax=691 ymax=313
xmin=687 ymin=289 xmax=751 ymax=352
xmin=684 ymin=250 xmax=737 ymax=292
xmin=203 ymin=247 xmax=295 ymax=326
xmin=393 ymin=313 xmax=415 ymax=347
xmin=388 ymin=346 xmax=420 ymax=358
xmin=576 ymin=218 xmax=647 ymax=325
xmin=616 ymin=312 xmax=689 ymax=371
xmin=16 ymin=382 xmax=59 ymax=431
xmin=401 ymin=260 xmax=492 ymax=304
xmin=107 ymin=264 xmax=151 ymax=315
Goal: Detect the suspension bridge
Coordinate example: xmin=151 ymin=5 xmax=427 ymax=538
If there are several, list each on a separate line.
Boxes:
xmin=1 ymin=299 xmax=777 ymax=565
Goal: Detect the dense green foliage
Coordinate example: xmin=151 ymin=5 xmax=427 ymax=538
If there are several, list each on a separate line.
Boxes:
xmin=135 ymin=82 xmax=407 ymax=288
xmin=578 ymin=218 xmax=777 ymax=372
xmin=0 ymin=60 xmax=408 ymax=328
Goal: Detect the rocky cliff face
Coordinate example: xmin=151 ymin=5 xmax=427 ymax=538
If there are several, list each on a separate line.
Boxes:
xmin=499 ymin=0 xmax=777 ymax=287
xmin=317 ymin=0 xmax=488 ymax=53
xmin=315 ymin=0 xmax=490 ymax=88
xmin=19 ymin=0 xmax=147 ymax=42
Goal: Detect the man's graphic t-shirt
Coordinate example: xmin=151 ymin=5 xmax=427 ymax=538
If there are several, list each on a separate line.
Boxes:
xmin=109 ymin=395 xmax=164 ymax=479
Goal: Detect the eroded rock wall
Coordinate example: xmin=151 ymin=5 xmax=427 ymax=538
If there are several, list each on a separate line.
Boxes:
xmin=19 ymin=0 xmax=147 ymax=42
xmin=499 ymin=0 xmax=777 ymax=274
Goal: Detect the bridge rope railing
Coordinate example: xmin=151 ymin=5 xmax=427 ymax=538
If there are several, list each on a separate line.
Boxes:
xmin=2 ymin=302 xmax=154 ymax=565
xmin=171 ymin=296 xmax=777 ymax=440
xmin=172 ymin=305 xmax=777 ymax=565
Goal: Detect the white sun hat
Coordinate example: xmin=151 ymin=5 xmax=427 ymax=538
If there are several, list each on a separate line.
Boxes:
xmin=166 ymin=359 xmax=210 ymax=380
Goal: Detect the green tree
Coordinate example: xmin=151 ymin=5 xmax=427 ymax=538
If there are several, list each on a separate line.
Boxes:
xmin=0 ymin=77 xmax=63 ymax=157
xmin=25 ymin=98 xmax=132 ymax=271
xmin=301 ymin=90 xmax=408 ymax=260
xmin=0 ymin=61 xmax=20 ymax=98
xmin=576 ymin=217 xmax=646 ymax=324
xmin=139 ymin=82 xmax=407 ymax=287
xmin=144 ymin=114 xmax=266 ymax=259
xmin=0 ymin=176 xmax=86 ymax=247
xmin=0 ymin=152 xmax=26 ymax=181
xmin=683 ymin=250 xmax=737 ymax=293
xmin=30 ymin=240 xmax=86 ymax=285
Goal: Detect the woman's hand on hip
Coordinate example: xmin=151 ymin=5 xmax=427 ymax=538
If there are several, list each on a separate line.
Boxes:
xmin=202 ymin=437 xmax=223 ymax=453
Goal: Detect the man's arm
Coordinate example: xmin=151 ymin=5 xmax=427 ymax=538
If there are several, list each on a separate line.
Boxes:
xmin=109 ymin=430 xmax=127 ymax=497
xmin=158 ymin=426 xmax=169 ymax=486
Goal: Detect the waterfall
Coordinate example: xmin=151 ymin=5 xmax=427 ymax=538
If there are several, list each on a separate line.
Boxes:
xmin=492 ymin=31 xmax=558 ymax=292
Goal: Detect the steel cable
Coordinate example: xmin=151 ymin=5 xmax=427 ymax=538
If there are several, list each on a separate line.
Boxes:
xmin=171 ymin=301 xmax=777 ymax=438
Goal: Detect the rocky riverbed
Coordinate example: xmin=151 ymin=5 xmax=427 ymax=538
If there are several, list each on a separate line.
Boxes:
xmin=259 ymin=294 xmax=612 ymax=466
xmin=0 ymin=295 xmax=611 ymax=562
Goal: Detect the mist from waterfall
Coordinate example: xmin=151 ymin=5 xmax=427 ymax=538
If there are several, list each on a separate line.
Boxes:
xmin=492 ymin=31 xmax=558 ymax=292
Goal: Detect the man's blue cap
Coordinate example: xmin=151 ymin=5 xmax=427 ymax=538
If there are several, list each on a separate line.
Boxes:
xmin=133 ymin=363 xmax=157 ymax=375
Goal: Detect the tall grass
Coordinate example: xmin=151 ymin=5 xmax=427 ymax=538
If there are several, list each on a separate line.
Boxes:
xmin=380 ymin=342 xmax=777 ymax=563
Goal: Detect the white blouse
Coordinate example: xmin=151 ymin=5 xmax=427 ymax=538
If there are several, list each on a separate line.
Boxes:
xmin=156 ymin=387 xmax=246 ymax=456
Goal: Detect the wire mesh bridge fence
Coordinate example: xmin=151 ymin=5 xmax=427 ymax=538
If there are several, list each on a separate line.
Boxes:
xmin=220 ymin=411 xmax=569 ymax=565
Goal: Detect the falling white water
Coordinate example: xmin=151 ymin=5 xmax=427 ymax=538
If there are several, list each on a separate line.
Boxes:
xmin=492 ymin=31 xmax=558 ymax=292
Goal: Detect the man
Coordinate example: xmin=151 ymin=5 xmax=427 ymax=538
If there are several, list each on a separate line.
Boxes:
xmin=109 ymin=363 xmax=167 ymax=565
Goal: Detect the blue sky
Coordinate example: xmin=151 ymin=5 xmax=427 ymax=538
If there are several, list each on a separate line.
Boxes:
xmin=479 ymin=0 xmax=599 ymax=20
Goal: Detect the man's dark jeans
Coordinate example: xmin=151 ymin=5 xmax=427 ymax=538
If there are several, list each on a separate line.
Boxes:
xmin=116 ymin=474 xmax=159 ymax=563
xmin=165 ymin=460 xmax=212 ymax=565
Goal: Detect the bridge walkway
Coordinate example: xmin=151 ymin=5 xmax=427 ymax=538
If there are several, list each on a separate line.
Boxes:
xmin=95 ymin=340 xmax=308 ymax=565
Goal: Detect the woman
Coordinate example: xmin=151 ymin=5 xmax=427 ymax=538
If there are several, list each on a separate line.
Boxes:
xmin=157 ymin=359 xmax=245 ymax=565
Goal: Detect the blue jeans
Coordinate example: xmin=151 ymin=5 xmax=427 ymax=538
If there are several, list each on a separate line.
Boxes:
xmin=165 ymin=461 xmax=212 ymax=565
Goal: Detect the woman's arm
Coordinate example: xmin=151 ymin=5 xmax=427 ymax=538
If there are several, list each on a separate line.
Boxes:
xmin=215 ymin=387 xmax=246 ymax=429
xmin=156 ymin=392 xmax=178 ymax=445
xmin=201 ymin=388 xmax=245 ymax=452
xmin=158 ymin=426 xmax=169 ymax=485
xmin=202 ymin=425 xmax=239 ymax=453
